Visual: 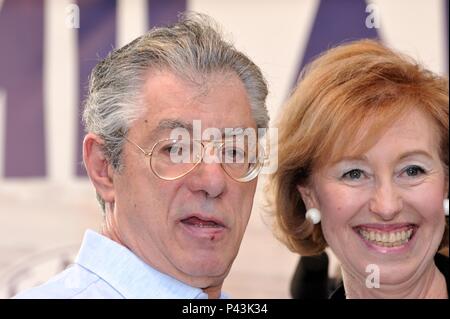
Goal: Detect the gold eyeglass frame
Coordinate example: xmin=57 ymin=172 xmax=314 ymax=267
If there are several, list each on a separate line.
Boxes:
xmin=123 ymin=137 xmax=268 ymax=183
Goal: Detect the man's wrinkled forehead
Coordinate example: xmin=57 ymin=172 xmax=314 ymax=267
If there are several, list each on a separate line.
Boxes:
xmin=146 ymin=118 xmax=255 ymax=140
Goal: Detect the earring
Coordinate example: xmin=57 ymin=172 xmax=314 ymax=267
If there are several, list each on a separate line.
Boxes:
xmin=306 ymin=208 xmax=321 ymax=225
xmin=444 ymin=199 xmax=449 ymax=217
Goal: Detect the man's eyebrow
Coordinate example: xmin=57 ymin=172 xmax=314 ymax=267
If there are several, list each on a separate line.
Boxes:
xmin=151 ymin=120 xmax=254 ymax=137
xmin=152 ymin=119 xmax=193 ymax=134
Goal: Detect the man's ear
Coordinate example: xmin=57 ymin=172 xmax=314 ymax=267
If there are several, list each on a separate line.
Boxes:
xmin=296 ymin=184 xmax=318 ymax=210
xmin=83 ymin=133 xmax=115 ymax=204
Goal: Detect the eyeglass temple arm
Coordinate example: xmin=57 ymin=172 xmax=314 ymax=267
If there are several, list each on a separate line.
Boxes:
xmin=123 ymin=137 xmax=152 ymax=156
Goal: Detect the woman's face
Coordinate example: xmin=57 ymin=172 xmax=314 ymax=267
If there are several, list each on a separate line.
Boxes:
xmin=299 ymin=108 xmax=447 ymax=285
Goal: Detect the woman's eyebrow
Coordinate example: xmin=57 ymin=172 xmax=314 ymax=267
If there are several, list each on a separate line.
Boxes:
xmin=397 ymin=150 xmax=434 ymax=161
xmin=332 ymin=155 xmax=369 ymax=165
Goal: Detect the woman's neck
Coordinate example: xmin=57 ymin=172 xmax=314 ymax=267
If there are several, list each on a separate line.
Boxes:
xmin=342 ymin=262 xmax=448 ymax=299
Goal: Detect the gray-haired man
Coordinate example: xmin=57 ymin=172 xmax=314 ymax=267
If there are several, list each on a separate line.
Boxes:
xmin=15 ymin=13 xmax=269 ymax=299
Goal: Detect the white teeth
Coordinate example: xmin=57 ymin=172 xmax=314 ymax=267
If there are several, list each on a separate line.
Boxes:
xmin=194 ymin=223 xmax=218 ymax=228
xmin=359 ymin=227 xmax=415 ymax=247
xmin=389 ymin=233 xmax=396 ymax=243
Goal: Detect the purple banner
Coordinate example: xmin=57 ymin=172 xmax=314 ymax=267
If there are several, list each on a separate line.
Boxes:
xmin=293 ymin=0 xmax=378 ymax=90
xmin=148 ymin=0 xmax=186 ymax=28
xmin=0 ymin=0 xmax=45 ymax=177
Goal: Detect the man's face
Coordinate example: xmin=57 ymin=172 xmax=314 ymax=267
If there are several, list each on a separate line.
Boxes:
xmin=110 ymin=71 xmax=258 ymax=289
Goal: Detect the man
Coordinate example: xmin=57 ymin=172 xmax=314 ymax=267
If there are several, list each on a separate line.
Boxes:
xmin=14 ymin=13 xmax=269 ymax=299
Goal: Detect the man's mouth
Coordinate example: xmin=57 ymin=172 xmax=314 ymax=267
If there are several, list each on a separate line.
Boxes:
xmin=181 ymin=216 xmax=224 ymax=228
xmin=179 ymin=214 xmax=227 ymax=241
xmin=354 ymin=224 xmax=417 ymax=248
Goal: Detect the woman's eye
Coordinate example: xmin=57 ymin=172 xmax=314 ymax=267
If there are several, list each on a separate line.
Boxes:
xmin=403 ymin=165 xmax=426 ymax=177
xmin=342 ymin=169 xmax=364 ymax=180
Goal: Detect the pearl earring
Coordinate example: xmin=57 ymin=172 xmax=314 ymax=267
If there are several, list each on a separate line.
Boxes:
xmin=306 ymin=208 xmax=321 ymax=225
xmin=444 ymin=199 xmax=449 ymax=217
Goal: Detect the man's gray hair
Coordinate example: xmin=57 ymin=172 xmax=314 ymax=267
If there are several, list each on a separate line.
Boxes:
xmin=82 ymin=13 xmax=269 ymax=211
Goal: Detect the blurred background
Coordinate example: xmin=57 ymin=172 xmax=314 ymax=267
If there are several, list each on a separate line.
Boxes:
xmin=0 ymin=0 xmax=448 ymax=298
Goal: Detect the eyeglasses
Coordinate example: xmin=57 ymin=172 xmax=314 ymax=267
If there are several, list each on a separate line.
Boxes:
xmin=124 ymin=137 xmax=266 ymax=182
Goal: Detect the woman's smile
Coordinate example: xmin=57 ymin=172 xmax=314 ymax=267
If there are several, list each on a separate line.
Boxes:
xmin=353 ymin=223 xmax=418 ymax=253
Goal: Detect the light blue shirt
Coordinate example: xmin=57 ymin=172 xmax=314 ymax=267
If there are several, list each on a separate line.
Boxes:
xmin=14 ymin=230 xmax=228 ymax=299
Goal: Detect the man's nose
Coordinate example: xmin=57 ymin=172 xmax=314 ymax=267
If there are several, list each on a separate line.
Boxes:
xmin=186 ymin=160 xmax=227 ymax=198
xmin=369 ymin=180 xmax=403 ymax=220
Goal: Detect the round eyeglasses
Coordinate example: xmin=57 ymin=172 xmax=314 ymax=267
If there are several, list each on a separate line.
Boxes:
xmin=124 ymin=137 xmax=266 ymax=182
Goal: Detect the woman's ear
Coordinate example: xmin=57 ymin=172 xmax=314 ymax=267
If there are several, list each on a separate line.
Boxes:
xmin=296 ymin=184 xmax=318 ymax=210
xmin=83 ymin=133 xmax=115 ymax=204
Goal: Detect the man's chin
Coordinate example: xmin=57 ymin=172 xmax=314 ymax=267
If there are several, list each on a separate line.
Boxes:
xmin=175 ymin=257 xmax=232 ymax=284
xmin=185 ymin=260 xmax=230 ymax=278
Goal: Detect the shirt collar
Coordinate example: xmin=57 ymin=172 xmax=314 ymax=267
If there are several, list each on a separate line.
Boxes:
xmin=75 ymin=230 xmax=227 ymax=299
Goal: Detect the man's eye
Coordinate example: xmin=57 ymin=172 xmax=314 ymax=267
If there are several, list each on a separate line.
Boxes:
xmin=224 ymin=147 xmax=245 ymax=162
xmin=342 ymin=169 xmax=364 ymax=180
xmin=164 ymin=144 xmax=185 ymax=155
xmin=164 ymin=145 xmax=177 ymax=154
xmin=403 ymin=165 xmax=426 ymax=177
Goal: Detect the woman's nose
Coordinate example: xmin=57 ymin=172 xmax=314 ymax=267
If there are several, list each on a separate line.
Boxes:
xmin=369 ymin=180 xmax=403 ymax=220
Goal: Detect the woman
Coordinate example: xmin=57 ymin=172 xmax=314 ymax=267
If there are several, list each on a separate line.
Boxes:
xmin=270 ymin=39 xmax=449 ymax=298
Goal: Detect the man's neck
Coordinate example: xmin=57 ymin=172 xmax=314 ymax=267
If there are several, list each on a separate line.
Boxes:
xmin=342 ymin=262 xmax=448 ymax=299
xmin=203 ymin=285 xmax=222 ymax=299
xmin=102 ymin=222 xmax=225 ymax=299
